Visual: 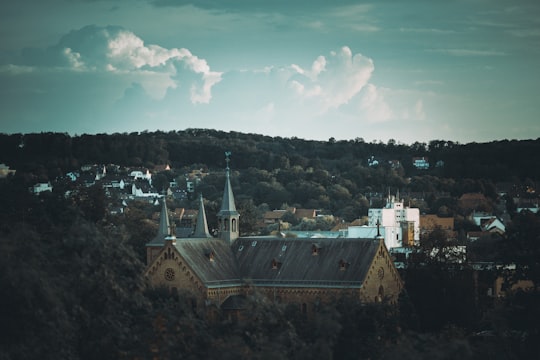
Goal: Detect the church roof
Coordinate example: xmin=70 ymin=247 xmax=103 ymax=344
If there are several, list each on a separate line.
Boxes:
xmin=173 ymin=238 xmax=242 ymax=287
xmin=232 ymin=237 xmax=381 ymax=288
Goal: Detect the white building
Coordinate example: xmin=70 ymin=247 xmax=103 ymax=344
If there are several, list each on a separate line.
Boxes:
xmin=349 ymin=194 xmax=420 ymax=249
xmin=31 ymin=182 xmax=53 ymax=194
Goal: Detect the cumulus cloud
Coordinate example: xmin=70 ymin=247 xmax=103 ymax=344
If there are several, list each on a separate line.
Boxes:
xmin=288 ymin=46 xmax=374 ymax=111
xmin=19 ymin=25 xmax=222 ymax=103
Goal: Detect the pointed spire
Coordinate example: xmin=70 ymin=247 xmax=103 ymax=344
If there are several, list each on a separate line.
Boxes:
xmin=158 ymin=197 xmax=171 ymax=238
xmin=219 ymin=151 xmax=238 ymax=216
xmin=193 ymin=194 xmax=211 ymax=238
xmin=218 ymin=151 xmax=240 ymax=244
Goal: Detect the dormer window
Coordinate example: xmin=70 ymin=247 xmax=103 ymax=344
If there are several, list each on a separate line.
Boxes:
xmin=339 ymin=259 xmax=349 ymax=271
xmin=271 ymin=258 xmax=282 ymax=270
xmin=205 ymin=250 xmax=215 ymax=262
xmin=312 ymin=244 xmax=321 ymax=256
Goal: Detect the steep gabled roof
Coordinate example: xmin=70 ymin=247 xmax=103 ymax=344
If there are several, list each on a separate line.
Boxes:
xmin=147 ymin=198 xmax=171 ymax=246
xmin=193 ymin=194 xmax=211 ymax=238
xmin=174 ymin=239 xmax=241 ymax=287
xmin=232 ymin=237 xmax=380 ymax=288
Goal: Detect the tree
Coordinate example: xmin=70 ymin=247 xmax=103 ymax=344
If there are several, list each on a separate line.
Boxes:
xmin=501 ymin=211 xmax=540 ymax=288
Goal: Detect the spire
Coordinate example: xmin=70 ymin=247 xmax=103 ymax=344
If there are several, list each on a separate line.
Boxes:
xmin=158 ymin=197 xmax=171 ymax=238
xmin=193 ymin=194 xmax=211 ymax=238
xmin=219 ymin=151 xmax=238 ymax=216
xmin=217 ymin=151 xmax=240 ymax=244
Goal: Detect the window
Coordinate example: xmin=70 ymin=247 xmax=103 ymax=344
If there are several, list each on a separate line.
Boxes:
xmin=232 ymin=219 xmax=237 ymax=232
xmin=164 ymin=268 xmax=175 ymax=281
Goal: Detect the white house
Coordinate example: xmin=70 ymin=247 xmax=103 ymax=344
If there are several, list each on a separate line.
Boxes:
xmin=31 ymin=182 xmax=53 ymax=194
xmin=412 ymin=157 xmax=430 ymax=170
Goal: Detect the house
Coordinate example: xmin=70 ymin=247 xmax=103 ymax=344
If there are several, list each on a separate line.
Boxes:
xmin=30 ymin=182 xmax=53 ymax=194
xmin=412 ymin=157 xmax=429 ymax=170
xmin=420 ymin=214 xmax=455 ymax=237
xmin=129 ymin=169 xmax=152 ymax=181
xmin=367 ymin=156 xmax=379 ymax=167
xmin=145 ymin=156 xmax=403 ymax=315
xmin=481 ymin=217 xmax=505 ymax=235
xmin=0 ymin=163 xmax=16 ymax=178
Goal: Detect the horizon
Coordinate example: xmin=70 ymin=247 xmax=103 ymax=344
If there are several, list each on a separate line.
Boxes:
xmin=3 ymin=128 xmax=539 ymax=148
xmin=1 ymin=1 xmax=539 ymax=144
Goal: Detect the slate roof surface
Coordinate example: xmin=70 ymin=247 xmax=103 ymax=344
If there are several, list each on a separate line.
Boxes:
xmin=232 ymin=237 xmax=380 ymax=288
xmin=174 ymin=238 xmax=242 ymax=287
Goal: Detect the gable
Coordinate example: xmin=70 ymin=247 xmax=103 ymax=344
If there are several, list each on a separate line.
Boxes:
xmin=145 ymin=243 xmax=206 ymax=295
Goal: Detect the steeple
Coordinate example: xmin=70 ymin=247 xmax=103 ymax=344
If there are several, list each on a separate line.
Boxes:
xmin=220 ymin=151 xmax=238 ymax=215
xmin=218 ymin=151 xmax=240 ymax=244
xmin=193 ymin=194 xmax=212 ymax=238
xmin=158 ymin=197 xmax=171 ymax=238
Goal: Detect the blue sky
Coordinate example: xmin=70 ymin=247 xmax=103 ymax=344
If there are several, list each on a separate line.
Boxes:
xmin=1 ymin=0 xmax=539 ymax=144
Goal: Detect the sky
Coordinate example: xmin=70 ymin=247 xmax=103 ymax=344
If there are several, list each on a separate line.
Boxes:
xmin=1 ymin=0 xmax=539 ymax=145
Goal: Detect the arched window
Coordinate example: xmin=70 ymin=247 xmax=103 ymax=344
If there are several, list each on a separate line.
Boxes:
xmin=232 ymin=218 xmax=237 ymax=232
xmin=377 ymin=285 xmax=385 ymax=302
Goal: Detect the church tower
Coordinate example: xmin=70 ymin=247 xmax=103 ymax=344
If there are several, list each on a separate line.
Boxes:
xmin=217 ymin=151 xmax=239 ymax=244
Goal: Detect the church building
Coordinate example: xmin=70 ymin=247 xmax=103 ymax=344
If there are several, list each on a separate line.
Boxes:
xmin=144 ymin=154 xmax=403 ymax=314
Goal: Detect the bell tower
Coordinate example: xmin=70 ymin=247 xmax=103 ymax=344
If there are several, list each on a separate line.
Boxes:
xmin=217 ymin=151 xmax=239 ymax=244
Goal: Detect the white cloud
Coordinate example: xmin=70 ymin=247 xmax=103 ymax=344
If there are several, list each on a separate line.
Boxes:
xmin=289 ymin=46 xmax=374 ymax=111
xmin=20 ymin=25 xmax=222 ymax=103
xmin=358 ymin=84 xmax=393 ymax=123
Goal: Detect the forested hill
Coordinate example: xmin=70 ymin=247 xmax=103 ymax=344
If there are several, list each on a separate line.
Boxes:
xmin=1 ymin=130 xmax=539 ymax=181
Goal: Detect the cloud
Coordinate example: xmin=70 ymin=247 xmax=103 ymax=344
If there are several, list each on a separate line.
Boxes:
xmin=288 ymin=46 xmax=374 ymax=111
xmin=18 ymin=25 xmax=222 ymax=103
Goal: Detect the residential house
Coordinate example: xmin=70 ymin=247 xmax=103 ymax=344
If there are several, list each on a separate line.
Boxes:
xmin=0 ymin=163 xmax=16 ymax=178
xmin=420 ymin=214 xmax=455 ymax=237
xmin=412 ymin=157 xmax=429 ymax=170
xmin=30 ymin=182 xmax=53 ymax=194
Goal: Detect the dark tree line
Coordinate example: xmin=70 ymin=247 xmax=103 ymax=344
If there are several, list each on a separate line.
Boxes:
xmin=2 ymin=131 xmax=539 ymax=181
